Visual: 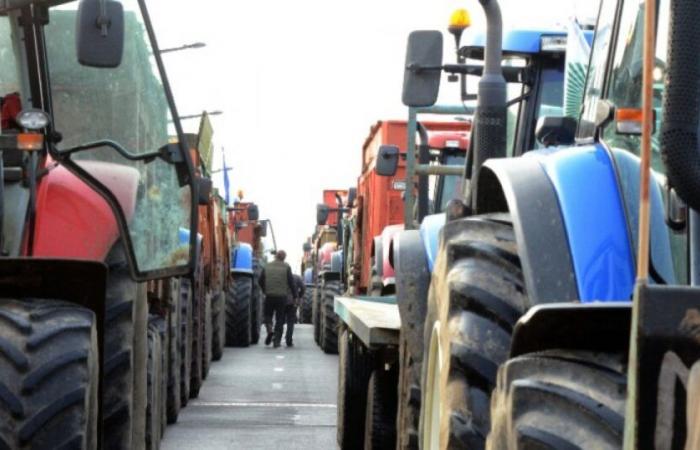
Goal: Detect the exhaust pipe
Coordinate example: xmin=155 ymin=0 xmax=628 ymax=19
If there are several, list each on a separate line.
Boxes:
xmin=661 ymin=0 xmax=700 ymax=212
xmin=472 ymin=0 xmax=506 ymax=204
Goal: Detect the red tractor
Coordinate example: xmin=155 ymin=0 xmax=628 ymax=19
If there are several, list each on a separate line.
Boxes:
xmin=311 ymin=189 xmax=352 ymax=351
xmin=0 ymin=1 xmax=198 ymax=449
xmin=347 ymin=120 xmax=469 ymax=297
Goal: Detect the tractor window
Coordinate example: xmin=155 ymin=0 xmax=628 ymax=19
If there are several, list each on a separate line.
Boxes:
xmin=0 ymin=17 xmax=21 ymax=114
xmin=533 ymin=60 xmax=566 ymax=149
xmin=437 ymin=154 xmax=466 ymax=212
xmin=579 ymin=0 xmax=618 ymax=138
xmin=601 ymin=0 xmax=687 ymax=284
xmin=45 ymin=1 xmax=193 ymax=274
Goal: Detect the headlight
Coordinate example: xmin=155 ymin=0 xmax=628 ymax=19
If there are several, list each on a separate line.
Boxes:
xmin=16 ymin=109 xmax=50 ymax=131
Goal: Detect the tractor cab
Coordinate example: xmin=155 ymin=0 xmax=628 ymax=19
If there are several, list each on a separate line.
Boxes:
xmin=0 ymin=0 xmax=198 ymax=280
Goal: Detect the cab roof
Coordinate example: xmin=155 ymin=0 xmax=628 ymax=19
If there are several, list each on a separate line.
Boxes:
xmin=463 ymin=27 xmax=594 ymax=58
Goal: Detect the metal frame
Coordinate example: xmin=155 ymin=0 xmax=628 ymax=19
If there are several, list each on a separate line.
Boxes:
xmin=404 ymin=105 xmax=473 ymax=229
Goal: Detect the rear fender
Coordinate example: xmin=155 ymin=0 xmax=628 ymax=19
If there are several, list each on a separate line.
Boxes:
xmin=393 ymin=230 xmax=430 ymax=362
xmin=231 ymin=243 xmax=253 ymax=275
xmin=418 ymin=213 xmax=446 ymax=273
xmin=33 ymin=162 xmax=139 ymax=261
xmin=510 ymin=302 xmax=631 ymax=358
xmin=380 ymin=224 xmax=403 ymax=286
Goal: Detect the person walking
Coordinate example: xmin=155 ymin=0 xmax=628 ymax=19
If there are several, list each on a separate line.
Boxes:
xmin=285 ymin=274 xmax=305 ymax=347
xmin=259 ymin=250 xmax=295 ymax=348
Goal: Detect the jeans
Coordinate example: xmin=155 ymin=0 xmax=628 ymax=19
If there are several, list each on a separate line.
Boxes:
xmin=264 ymin=296 xmax=286 ymax=344
xmin=285 ymin=304 xmax=297 ymax=344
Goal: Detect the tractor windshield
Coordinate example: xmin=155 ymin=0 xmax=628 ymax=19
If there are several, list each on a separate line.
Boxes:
xmin=44 ymin=0 xmax=194 ymax=275
xmin=592 ymin=0 xmax=686 ymax=283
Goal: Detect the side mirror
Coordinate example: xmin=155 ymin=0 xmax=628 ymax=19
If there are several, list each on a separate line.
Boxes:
xmin=376 ymin=145 xmax=400 ymax=177
xmin=196 ymin=177 xmax=213 ymax=205
xmin=347 ymin=188 xmax=357 ymax=208
xmin=316 ymin=204 xmax=329 ymax=226
xmin=535 ymin=116 xmax=577 ymax=147
xmin=402 ymin=30 xmax=443 ymax=107
xmin=303 ymin=242 xmax=312 ymax=252
xmin=247 ymin=204 xmax=260 ymax=221
xmin=76 ymin=0 xmax=125 ymax=68
xmin=259 ymin=220 xmax=268 ymax=237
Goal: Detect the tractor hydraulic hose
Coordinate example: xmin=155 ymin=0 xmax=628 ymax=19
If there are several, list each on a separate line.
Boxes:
xmin=660 ymin=0 xmax=700 ymax=213
xmin=472 ymin=0 xmax=507 ymax=209
xmin=417 ymin=122 xmax=430 ymax=222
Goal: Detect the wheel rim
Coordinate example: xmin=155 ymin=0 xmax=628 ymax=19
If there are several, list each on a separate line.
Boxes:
xmin=422 ymin=321 xmax=442 ymax=450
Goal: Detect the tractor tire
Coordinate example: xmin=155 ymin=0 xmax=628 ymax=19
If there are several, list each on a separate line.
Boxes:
xmin=146 ymin=317 xmax=163 ymax=450
xmin=337 ymin=328 xmax=373 ymax=449
xmin=190 ymin=281 xmax=203 ymax=399
xmin=397 ymin=335 xmax=421 ymax=450
xmin=179 ymin=278 xmax=192 ymax=407
xmin=420 ymin=215 xmax=527 ymax=450
xmin=225 ymin=275 xmax=252 ymax=347
xmin=320 ymin=279 xmax=341 ymax=354
xmin=202 ymin=292 xmax=212 ymax=380
xmin=104 ymin=245 xmax=142 ymax=450
xmin=166 ymin=279 xmax=181 ymax=424
xmin=211 ymin=290 xmax=225 ymax=361
xmin=364 ymin=368 xmax=399 ymax=450
xmin=251 ymin=259 xmax=263 ymax=345
xmin=151 ymin=316 xmax=168 ymax=437
xmin=0 ymin=299 xmax=98 ymax=450
xmin=312 ymin=286 xmax=321 ymax=345
xmin=132 ymin=284 xmax=148 ymax=450
xmin=300 ymin=288 xmax=313 ymax=324
xmin=487 ymin=350 xmax=626 ymax=450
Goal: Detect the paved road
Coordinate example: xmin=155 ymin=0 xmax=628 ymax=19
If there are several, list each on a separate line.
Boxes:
xmin=162 ymin=325 xmax=338 ymax=450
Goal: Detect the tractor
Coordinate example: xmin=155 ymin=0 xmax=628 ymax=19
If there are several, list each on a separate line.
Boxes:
xmin=397 ymin=0 xmax=700 ymax=448
xmin=478 ymin=0 xmax=700 ymax=448
xmin=226 ymin=199 xmax=264 ymax=347
xmin=0 ymin=1 xmax=198 ymax=449
xmin=334 ymin=6 xmax=594 ymax=450
xmin=312 ymin=188 xmax=353 ymax=352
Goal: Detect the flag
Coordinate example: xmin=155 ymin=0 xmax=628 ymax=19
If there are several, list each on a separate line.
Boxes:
xmin=222 ymin=148 xmax=231 ymax=205
xmin=564 ymin=18 xmax=592 ymax=119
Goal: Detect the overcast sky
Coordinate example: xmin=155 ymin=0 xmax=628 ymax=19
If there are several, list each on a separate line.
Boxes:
xmin=148 ymin=0 xmax=599 ymax=271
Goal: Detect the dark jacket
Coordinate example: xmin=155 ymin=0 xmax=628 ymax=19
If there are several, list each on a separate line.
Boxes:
xmin=260 ymin=260 xmax=295 ymax=298
xmin=292 ymin=274 xmax=305 ymax=299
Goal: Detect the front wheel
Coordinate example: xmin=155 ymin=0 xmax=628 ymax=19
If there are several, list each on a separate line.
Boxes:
xmin=487 ymin=350 xmax=626 ymax=450
xmin=226 ymin=275 xmax=253 ymax=347
xmin=364 ymin=367 xmax=399 ymax=450
xmin=0 ymin=299 xmax=98 ymax=450
xmin=300 ymin=288 xmax=313 ymax=324
xmin=320 ymin=279 xmax=341 ymax=354
xmin=420 ymin=216 xmax=527 ymax=449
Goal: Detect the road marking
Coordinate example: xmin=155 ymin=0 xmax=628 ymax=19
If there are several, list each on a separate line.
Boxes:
xmin=272 ymin=383 xmax=283 ymax=389
xmin=274 ymin=367 xmax=284 ymax=372
xmin=192 ymin=401 xmax=337 ymax=409
xmin=276 ymin=355 xmax=285 ymax=360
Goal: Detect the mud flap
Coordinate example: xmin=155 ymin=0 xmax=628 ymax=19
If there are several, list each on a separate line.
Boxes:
xmin=626 ymin=284 xmax=700 ymax=450
xmin=0 ymin=259 xmax=107 ymax=447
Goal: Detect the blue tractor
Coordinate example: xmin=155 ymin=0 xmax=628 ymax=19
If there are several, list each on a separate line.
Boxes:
xmin=405 ymin=0 xmax=700 ymax=448
xmin=333 ymin=5 xmax=593 ymax=449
